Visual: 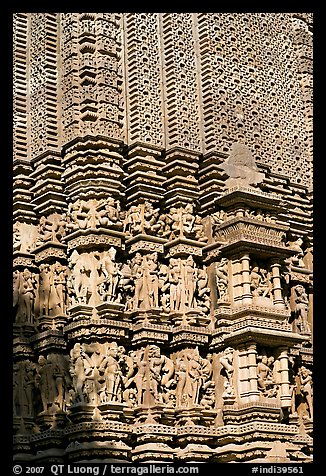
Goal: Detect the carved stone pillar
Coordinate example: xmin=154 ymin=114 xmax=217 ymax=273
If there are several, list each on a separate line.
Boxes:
xmin=277 ymin=347 xmax=291 ymax=408
xmin=231 ymin=256 xmax=243 ymax=305
xmin=247 ymin=343 xmax=259 ymax=401
xmin=271 ymin=262 xmax=285 ymax=308
xmin=240 ymin=253 xmax=252 ymax=304
xmin=238 ymin=346 xmax=250 ymax=401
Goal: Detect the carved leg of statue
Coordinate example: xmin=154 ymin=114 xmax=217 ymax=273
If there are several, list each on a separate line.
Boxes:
xmin=55 ymin=377 xmax=64 ymax=410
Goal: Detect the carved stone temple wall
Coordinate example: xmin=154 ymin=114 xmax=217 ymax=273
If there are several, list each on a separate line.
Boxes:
xmin=13 ymin=13 xmax=313 ymax=463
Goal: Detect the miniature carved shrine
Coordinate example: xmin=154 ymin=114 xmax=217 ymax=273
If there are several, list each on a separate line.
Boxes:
xmin=13 ymin=13 xmax=313 ymax=463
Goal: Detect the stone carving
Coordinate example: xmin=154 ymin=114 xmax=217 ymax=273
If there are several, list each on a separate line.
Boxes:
xmin=35 ymin=214 xmax=66 ymax=246
xmin=129 ymin=252 xmax=159 ymax=310
xmin=256 ymin=352 xmax=278 ymax=398
xmin=250 ymin=263 xmax=273 ymax=302
xmin=219 ymin=347 xmax=235 ymax=398
xmin=298 ymin=366 xmax=313 ymax=420
xmin=286 ymin=237 xmax=305 ymax=267
xmin=13 ymin=361 xmax=37 ymax=417
xmin=157 ymin=204 xmax=203 ymax=240
xmin=211 ymin=210 xmax=228 ymax=235
xmin=175 ymin=348 xmax=214 ymax=408
xmin=123 ymin=202 xmax=161 ymax=238
xmin=69 ymin=342 xmax=127 ymax=406
xmin=39 ymin=262 xmax=68 ymax=316
xmin=13 ymin=269 xmax=38 ymax=324
xmin=220 ymin=142 xmax=265 ymax=188
xmin=215 ymin=258 xmax=229 ymax=302
xmin=67 ymin=198 xmax=122 ymax=232
xmin=35 ymin=354 xmax=68 ymax=414
xmin=290 ymin=284 xmax=310 ymax=334
xmin=13 ymin=12 xmax=313 ymax=462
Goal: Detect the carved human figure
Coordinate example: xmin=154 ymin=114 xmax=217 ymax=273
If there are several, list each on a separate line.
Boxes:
xmin=19 ymin=269 xmax=37 ymax=324
xmin=39 ymin=264 xmax=51 ymax=315
xmin=216 ymin=258 xmax=229 ymax=301
xmin=133 ymin=350 xmax=147 ymax=406
xmin=98 ymin=248 xmax=120 ymax=302
xmin=169 ymin=258 xmax=182 ymax=311
xmin=13 ymin=361 xmax=36 ymax=417
xmin=298 ymin=366 xmax=313 ymax=420
xmin=211 ymin=210 xmax=227 ymax=236
xmin=143 ymin=201 xmax=161 ymax=235
xmin=175 ymin=356 xmax=188 ymax=407
xmin=183 ymin=255 xmax=197 ymax=309
xmin=292 ymin=284 xmax=310 ymax=333
xmin=175 ymin=348 xmax=204 ymax=407
xmin=69 ymin=343 xmax=87 ymax=404
xmin=98 ymin=197 xmax=122 ymax=227
xmin=196 ymin=266 xmax=210 ymax=312
xmin=35 ymin=355 xmax=65 ymax=413
xmin=69 ymin=251 xmax=102 ymax=306
xmin=52 ymin=262 xmax=68 ymax=315
xmin=256 ymin=353 xmax=277 ymax=396
xmin=158 ymin=264 xmax=170 ymax=312
xmin=36 ymin=215 xmax=66 ymax=245
xmin=182 ymin=203 xmax=196 ymax=237
xmin=131 ymin=253 xmax=144 ymax=309
xmin=13 ymin=269 xmax=21 ymax=314
xmin=193 ymin=216 xmax=208 ymax=243
xmin=219 ymin=347 xmax=235 ymax=397
xmin=99 ymin=342 xmax=122 ymax=403
xmin=123 ymin=205 xmax=142 ymax=237
xmin=287 ymin=237 xmax=305 ymax=267
xmin=13 ymin=222 xmax=21 ymax=251
xmin=146 ymin=252 xmax=159 ymax=308
xmin=250 ymin=264 xmax=272 ymax=300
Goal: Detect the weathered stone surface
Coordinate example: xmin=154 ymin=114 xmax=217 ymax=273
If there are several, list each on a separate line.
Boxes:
xmin=12 ymin=12 xmax=313 ymax=464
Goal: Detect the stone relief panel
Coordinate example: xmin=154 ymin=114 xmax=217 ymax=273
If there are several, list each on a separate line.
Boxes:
xmin=12 ymin=12 xmax=313 ymax=463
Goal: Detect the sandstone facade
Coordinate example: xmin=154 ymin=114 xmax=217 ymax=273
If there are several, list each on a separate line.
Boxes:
xmin=13 ymin=13 xmax=313 ymax=463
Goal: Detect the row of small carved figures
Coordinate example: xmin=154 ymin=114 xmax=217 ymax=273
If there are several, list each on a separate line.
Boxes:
xmin=13 ymin=344 xmax=313 ymax=421
xmin=14 ymin=200 xmax=309 ymax=253
xmin=13 ymin=252 xmax=311 ymax=334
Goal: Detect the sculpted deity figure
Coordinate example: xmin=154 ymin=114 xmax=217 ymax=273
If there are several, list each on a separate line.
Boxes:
xmin=98 ymin=248 xmax=121 ymax=303
xmin=35 ymin=354 xmax=66 ymax=413
xmin=287 ymin=237 xmax=305 ymax=267
xmin=219 ymin=347 xmax=235 ymax=397
xmin=216 ymin=258 xmax=229 ymax=301
xmin=211 ymin=210 xmax=227 ymax=236
xmin=182 ymin=203 xmax=196 ymax=237
xmin=13 ymin=361 xmax=36 ymax=417
xmin=36 ymin=215 xmax=66 ymax=245
xmin=69 ymin=250 xmax=102 ymax=306
xmin=158 ymin=264 xmax=170 ymax=312
xmin=146 ymin=252 xmax=159 ymax=308
xmin=123 ymin=205 xmax=142 ymax=237
xmin=256 ymin=353 xmax=277 ymax=397
xmin=15 ymin=269 xmax=37 ymax=324
xmin=52 ymin=262 xmax=68 ymax=315
xmin=69 ymin=343 xmax=87 ymax=404
xmin=130 ymin=253 xmax=159 ymax=309
xmin=98 ymin=197 xmax=122 ymax=228
xmin=175 ymin=348 xmax=210 ymax=407
xmin=183 ymin=255 xmax=197 ymax=310
xmin=298 ymin=366 xmax=313 ymax=420
xmin=250 ymin=264 xmax=273 ymax=300
xmin=193 ymin=216 xmax=208 ymax=243
xmin=13 ymin=222 xmax=22 ymax=251
xmin=292 ymin=284 xmax=310 ymax=333
xmin=143 ymin=201 xmax=161 ymax=235
xmin=99 ymin=342 xmax=122 ymax=403
xmin=196 ymin=266 xmax=210 ymax=312
xmin=169 ymin=258 xmax=182 ymax=312
xmin=39 ymin=264 xmax=51 ymax=315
